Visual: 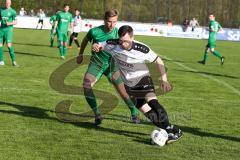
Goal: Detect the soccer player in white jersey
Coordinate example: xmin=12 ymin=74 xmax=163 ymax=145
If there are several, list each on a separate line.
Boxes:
xmin=68 ymin=9 xmax=81 ymax=50
xmin=92 ymin=25 xmax=182 ymax=143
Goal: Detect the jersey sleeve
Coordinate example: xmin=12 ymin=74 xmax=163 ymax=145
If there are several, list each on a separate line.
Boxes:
xmin=49 ymin=16 xmax=53 ymax=22
xmin=0 ymin=8 xmax=2 ymax=21
xmin=86 ymin=29 xmax=93 ymax=42
xmin=12 ymin=10 xmax=17 ymax=21
xmin=69 ymin=14 xmax=73 ymax=23
xmin=56 ymin=13 xmax=60 ymax=22
xmin=144 ymin=49 xmax=158 ymax=63
xmin=218 ymin=23 xmax=222 ymax=31
xmin=99 ymin=41 xmax=115 ymax=56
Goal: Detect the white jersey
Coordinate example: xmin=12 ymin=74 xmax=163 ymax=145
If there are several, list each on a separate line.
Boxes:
xmin=100 ymin=40 xmax=158 ymax=87
xmin=73 ymin=15 xmax=82 ymax=33
xmin=38 ymin=12 xmax=45 ymax=20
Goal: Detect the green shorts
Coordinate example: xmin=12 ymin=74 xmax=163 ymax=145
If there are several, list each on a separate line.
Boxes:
xmin=57 ymin=31 xmax=68 ymax=42
xmin=86 ymin=56 xmax=119 ymax=81
xmin=206 ymin=42 xmax=216 ymax=49
xmin=0 ymin=27 xmax=13 ymax=43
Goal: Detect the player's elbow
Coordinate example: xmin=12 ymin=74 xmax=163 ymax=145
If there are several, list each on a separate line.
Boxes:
xmin=156 ymin=57 xmax=164 ymax=65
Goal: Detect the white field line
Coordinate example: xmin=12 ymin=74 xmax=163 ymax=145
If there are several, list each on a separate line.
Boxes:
xmin=160 ymin=55 xmax=240 ymax=97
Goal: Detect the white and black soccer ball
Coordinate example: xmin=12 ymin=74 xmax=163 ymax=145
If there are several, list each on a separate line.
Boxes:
xmin=151 ymin=129 xmax=168 ymax=146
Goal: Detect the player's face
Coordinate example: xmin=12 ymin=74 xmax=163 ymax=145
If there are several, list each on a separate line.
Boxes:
xmin=64 ymin=6 xmax=70 ymax=12
xmin=119 ymin=33 xmax=134 ymax=50
xmin=104 ymin=16 xmax=118 ymax=32
xmin=5 ymin=0 xmax=11 ymax=8
xmin=75 ymin=10 xmax=80 ymax=16
xmin=209 ymin=15 xmax=215 ymax=21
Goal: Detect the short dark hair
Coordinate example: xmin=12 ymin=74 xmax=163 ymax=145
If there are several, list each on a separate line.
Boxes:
xmin=63 ymin=4 xmax=69 ymax=8
xmin=104 ymin=9 xmax=118 ymax=20
xmin=75 ymin=8 xmax=79 ymax=12
xmin=118 ymin=25 xmax=134 ymax=37
xmin=209 ymin=13 xmax=215 ymax=17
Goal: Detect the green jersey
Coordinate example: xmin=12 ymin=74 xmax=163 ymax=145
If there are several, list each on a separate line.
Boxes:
xmin=50 ymin=15 xmax=57 ymax=24
xmin=208 ymin=20 xmax=222 ymax=43
xmin=56 ymin=11 xmax=73 ymax=33
xmin=0 ymin=7 xmax=16 ymax=29
xmin=86 ymin=25 xmax=119 ymax=62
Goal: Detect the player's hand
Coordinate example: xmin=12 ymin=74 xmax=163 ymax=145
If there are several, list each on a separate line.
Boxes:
xmin=219 ymin=29 xmax=225 ymax=33
xmin=76 ymin=54 xmax=83 ymax=64
xmin=160 ymin=80 xmax=173 ymax=93
xmin=92 ymin=43 xmax=102 ymax=53
xmin=53 ymin=29 xmax=56 ymax=34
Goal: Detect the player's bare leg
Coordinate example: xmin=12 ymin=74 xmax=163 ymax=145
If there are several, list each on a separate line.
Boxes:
xmin=83 ymin=73 xmax=102 ymax=125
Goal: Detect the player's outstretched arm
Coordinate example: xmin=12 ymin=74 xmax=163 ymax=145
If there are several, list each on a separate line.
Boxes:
xmin=155 ymin=57 xmax=172 ymax=93
xmin=92 ymin=43 xmax=103 ymax=53
xmin=53 ymin=21 xmax=58 ymax=34
xmin=76 ymin=36 xmax=89 ymax=64
xmin=7 ymin=20 xmax=17 ymax=26
xmin=69 ymin=22 xmax=73 ymax=34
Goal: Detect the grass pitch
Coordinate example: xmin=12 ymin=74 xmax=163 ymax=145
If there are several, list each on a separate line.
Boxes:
xmin=0 ymin=28 xmax=239 ymax=160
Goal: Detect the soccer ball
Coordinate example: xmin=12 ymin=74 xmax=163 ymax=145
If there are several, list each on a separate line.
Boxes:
xmin=151 ymin=129 xmax=168 ymax=146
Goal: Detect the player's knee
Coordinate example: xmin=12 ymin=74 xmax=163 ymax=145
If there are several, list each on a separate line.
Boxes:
xmin=83 ymin=78 xmax=94 ymax=88
xmin=148 ymin=99 xmax=168 ymax=119
xmin=7 ymin=43 xmax=12 ymax=47
xmin=135 ymin=98 xmax=146 ymax=109
xmin=148 ymin=99 xmax=164 ymax=113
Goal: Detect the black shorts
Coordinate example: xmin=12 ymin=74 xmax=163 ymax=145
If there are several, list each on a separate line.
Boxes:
xmin=124 ymin=76 xmax=155 ymax=108
xmin=71 ymin=32 xmax=79 ymax=38
xmin=38 ymin=19 xmax=43 ymax=24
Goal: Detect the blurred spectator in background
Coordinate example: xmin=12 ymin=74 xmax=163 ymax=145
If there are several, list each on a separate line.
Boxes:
xmin=36 ymin=9 xmax=46 ymax=29
xmin=190 ymin=17 xmax=199 ymax=32
xmin=29 ymin=9 xmax=35 ymax=17
xmin=19 ymin=7 xmax=27 ymax=16
xmin=182 ymin=18 xmax=189 ymax=32
xmin=167 ymin=19 xmax=173 ymax=27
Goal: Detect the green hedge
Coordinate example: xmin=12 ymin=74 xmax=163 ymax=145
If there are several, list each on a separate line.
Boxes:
xmin=2 ymin=0 xmax=239 ymax=28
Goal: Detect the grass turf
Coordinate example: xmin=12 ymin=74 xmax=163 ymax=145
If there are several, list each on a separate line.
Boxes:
xmin=0 ymin=28 xmax=239 ymax=160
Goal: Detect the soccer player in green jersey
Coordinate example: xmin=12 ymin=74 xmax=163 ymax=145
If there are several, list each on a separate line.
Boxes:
xmin=0 ymin=0 xmax=19 ymax=67
xmin=199 ymin=14 xmax=225 ymax=65
xmin=49 ymin=11 xmax=57 ymax=47
xmin=53 ymin=4 xmax=73 ymax=59
xmin=76 ymin=9 xmax=139 ymax=125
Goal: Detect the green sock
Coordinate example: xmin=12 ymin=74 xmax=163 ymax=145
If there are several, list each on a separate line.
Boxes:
xmin=0 ymin=46 xmax=3 ymax=61
xmin=8 ymin=47 xmax=15 ymax=62
xmin=213 ymin=50 xmax=222 ymax=59
xmin=84 ymin=88 xmax=100 ymax=115
xmin=50 ymin=38 xmax=54 ymax=46
xmin=59 ymin=45 xmax=64 ymax=56
xmin=203 ymin=51 xmax=208 ymax=62
xmin=63 ymin=45 xmax=67 ymax=56
xmin=124 ymin=98 xmax=137 ymax=117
